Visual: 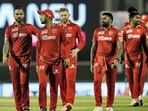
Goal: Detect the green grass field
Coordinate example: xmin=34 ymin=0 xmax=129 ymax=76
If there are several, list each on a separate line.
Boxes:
xmin=0 ymin=96 xmax=148 ymax=111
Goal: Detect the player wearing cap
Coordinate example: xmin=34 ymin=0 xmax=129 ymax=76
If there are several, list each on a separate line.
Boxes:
xmin=58 ymin=7 xmax=86 ymax=111
xmin=2 ymin=5 xmax=38 ymax=111
xmin=36 ymin=9 xmax=70 ymax=111
xmin=90 ymin=12 xmax=123 ymax=111
xmin=123 ymin=11 xmax=148 ymax=107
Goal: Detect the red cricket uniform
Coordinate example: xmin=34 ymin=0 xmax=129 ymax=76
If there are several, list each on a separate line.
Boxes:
xmin=123 ymin=24 xmax=147 ymax=99
xmin=92 ymin=26 xmax=121 ymax=107
xmin=59 ymin=21 xmax=85 ymax=105
xmin=5 ymin=23 xmax=37 ymax=111
xmin=123 ymin=20 xmax=148 ymax=98
xmin=37 ymin=24 xmax=70 ymax=110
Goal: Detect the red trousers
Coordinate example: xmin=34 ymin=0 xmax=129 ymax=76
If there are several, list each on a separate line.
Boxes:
xmin=93 ymin=63 xmax=117 ymax=107
xmin=140 ymin=53 xmax=147 ymax=96
xmin=124 ymin=55 xmax=142 ymax=99
xmin=8 ymin=55 xmax=30 ymax=111
xmin=37 ymin=60 xmax=62 ymax=110
xmin=60 ymin=56 xmax=77 ymax=105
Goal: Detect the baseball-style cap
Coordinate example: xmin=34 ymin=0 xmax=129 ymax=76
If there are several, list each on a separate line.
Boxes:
xmin=37 ymin=9 xmax=54 ymax=19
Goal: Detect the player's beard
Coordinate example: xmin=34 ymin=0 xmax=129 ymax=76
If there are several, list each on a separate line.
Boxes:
xmin=15 ymin=17 xmax=24 ymax=23
xmin=41 ymin=19 xmax=47 ymax=24
xmin=62 ymin=18 xmax=68 ymax=24
xmin=102 ymin=22 xmax=109 ymax=28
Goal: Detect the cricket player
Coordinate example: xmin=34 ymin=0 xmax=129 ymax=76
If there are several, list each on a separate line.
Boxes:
xmin=58 ymin=7 xmax=86 ymax=111
xmin=90 ymin=12 xmax=123 ymax=111
xmin=123 ymin=11 xmax=148 ymax=107
xmin=123 ymin=7 xmax=148 ymax=106
xmin=37 ymin=9 xmax=70 ymax=111
xmin=2 ymin=5 xmax=38 ymax=111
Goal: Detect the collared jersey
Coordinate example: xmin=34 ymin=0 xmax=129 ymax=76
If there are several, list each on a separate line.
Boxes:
xmin=60 ymin=22 xmax=85 ymax=49
xmin=123 ymin=25 xmax=147 ymax=56
xmin=93 ymin=26 xmax=121 ymax=57
xmin=59 ymin=21 xmax=85 ymax=59
xmin=38 ymin=24 xmax=69 ymax=63
xmin=5 ymin=23 xmax=38 ymax=56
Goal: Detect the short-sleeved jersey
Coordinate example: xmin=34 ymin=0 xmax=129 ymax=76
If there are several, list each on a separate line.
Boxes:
xmin=123 ymin=25 xmax=147 ymax=57
xmin=5 ymin=23 xmax=38 ymax=56
xmin=38 ymin=24 xmax=69 ymax=63
xmin=92 ymin=26 xmax=121 ymax=57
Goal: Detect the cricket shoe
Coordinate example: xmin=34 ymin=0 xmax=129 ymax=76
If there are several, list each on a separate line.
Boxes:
xmin=106 ymin=107 xmax=113 ymax=111
xmin=40 ymin=108 xmax=47 ymax=111
xmin=92 ymin=106 xmax=103 ymax=111
xmin=61 ymin=103 xmax=72 ymax=111
xmin=139 ymin=99 xmax=143 ymax=106
xmin=138 ymin=96 xmax=143 ymax=106
xmin=129 ymin=99 xmax=140 ymax=107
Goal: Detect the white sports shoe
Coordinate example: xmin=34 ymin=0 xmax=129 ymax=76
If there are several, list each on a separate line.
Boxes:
xmin=129 ymin=99 xmax=140 ymax=107
xmin=106 ymin=107 xmax=113 ymax=111
xmin=61 ymin=103 xmax=72 ymax=111
xmin=92 ymin=106 xmax=103 ymax=111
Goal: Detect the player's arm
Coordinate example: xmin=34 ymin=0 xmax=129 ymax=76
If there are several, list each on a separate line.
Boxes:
xmin=71 ymin=25 xmax=86 ymax=57
xmin=142 ymin=32 xmax=148 ymax=63
xmin=2 ymin=37 xmax=10 ymax=64
xmin=60 ymin=27 xmax=71 ymax=67
xmin=90 ymin=41 xmax=97 ymax=73
xmin=111 ymin=31 xmax=124 ymax=68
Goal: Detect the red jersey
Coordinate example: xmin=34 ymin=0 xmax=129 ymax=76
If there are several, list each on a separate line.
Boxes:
xmin=123 ymin=25 xmax=147 ymax=57
xmin=5 ymin=23 xmax=38 ymax=56
xmin=60 ymin=21 xmax=85 ymax=57
xmin=93 ymin=26 xmax=121 ymax=57
xmin=38 ymin=24 xmax=70 ymax=64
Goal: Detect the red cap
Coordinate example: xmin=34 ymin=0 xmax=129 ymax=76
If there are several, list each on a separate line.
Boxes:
xmin=37 ymin=9 xmax=54 ymax=19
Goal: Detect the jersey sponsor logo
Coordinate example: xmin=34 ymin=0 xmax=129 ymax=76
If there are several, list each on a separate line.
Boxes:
xmin=126 ymin=29 xmax=133 ymax=33
xmin=11 ymin=27 xmax=18 ymax=32
xmin=97 ymin=36 xmax=112 ymax=41
xmin=42 ymin=35 xmax=56 ymax=40
xmin=41 ymin=30 xmax=48 ymax=34
xmin=13 ymin=32 xmax=19 ymax=38
xmin=12 ymin=32 xmax=27 ymax=38
xmin=127 ymin=34 xmax=140 ymax=39
xmin=19 ymin=33 xmax=27 ymax=37
xmin=66 ymin=33 xmax=72 ymax=38
xmin=98 ymin=31 xmax=105 ymax=35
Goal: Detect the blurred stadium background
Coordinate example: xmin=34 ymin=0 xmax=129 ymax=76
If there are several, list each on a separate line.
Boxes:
xmin=0 ymin=0 xmax=148 ymax=97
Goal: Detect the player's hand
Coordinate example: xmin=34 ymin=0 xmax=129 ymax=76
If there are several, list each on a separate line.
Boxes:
xmin=71 ymin=48 xmax=80 ymax=57
xmin=63 ymin=58 xmax=70 ymax=67
xmin=2 ymin=56 xmax=8 ymax=65
xmin=90 ymin=65 xmax=94 ymax=73
xmin=111 ymin=59 xmax=120 ymax=69
xmin=36 ymin=66 xmax=38 ymax=73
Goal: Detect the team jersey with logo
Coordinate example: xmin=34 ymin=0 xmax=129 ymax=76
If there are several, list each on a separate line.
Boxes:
xmin=5 ymin=23 xmax=38 ymax=56
xmin=123 ymin=25 xmax=147 ymax=57
xmin=37 ymin=24 xmax=70 ymax=63
xmin=59 ymin=21 xmax=85 ymax=58
xmin=92 ymin=26 xmax=121 ymax=57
